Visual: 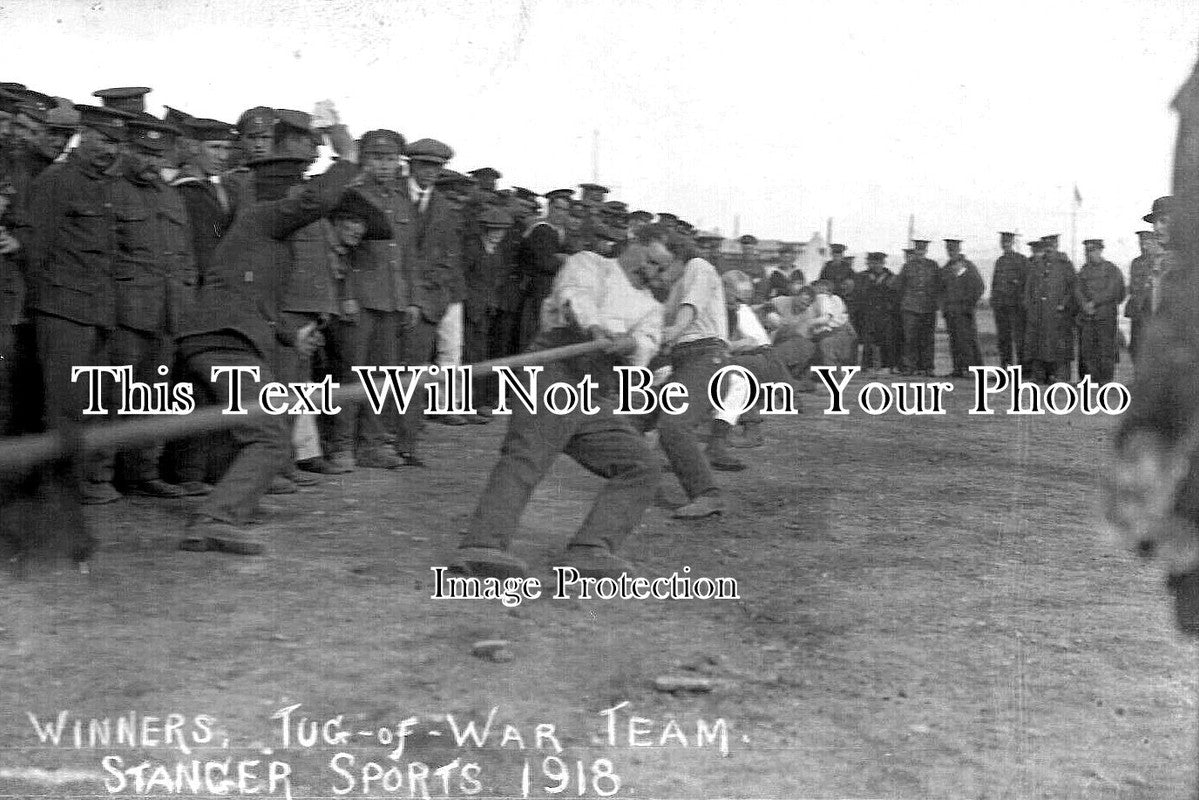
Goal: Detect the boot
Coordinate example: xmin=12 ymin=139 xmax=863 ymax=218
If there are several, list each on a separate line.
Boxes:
xmin=706 ymin=421 xmax=746 ymax=471
xmin=730 ymin=421 xmax=765 ymax=449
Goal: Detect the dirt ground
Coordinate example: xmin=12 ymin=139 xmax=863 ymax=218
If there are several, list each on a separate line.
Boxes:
xmin=1 ymin=328 xmax=1197 ymax=800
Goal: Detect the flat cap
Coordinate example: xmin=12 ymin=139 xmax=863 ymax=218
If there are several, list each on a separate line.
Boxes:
xmin=468 ymin=167 xmax=501 ymax=180
xmin=830 ymin=243 xmax=847 ymax=253
xmin=603 ymin=200 xmax=628 ymax=213
xmin=998 ymin=231 xmax=1017 ymax=239
xmin=544 ymin=188 xmax=574 ymax=202
xmin=628 ymin=210 xmax=653 ymax=222
xmin=330 ymin=190 xmax=393 ymax=240
xmin=911 ymin=239 xmax=930 ymax=247
xmin=75 ymin=104 xmax=132 ymax=139
xmin=867 ymin=251 xmax=886 ymax=260
xmin=1144 ymin=195 xmax=1173 ymax=223
xmin=127 ymin=118 xmax=181 ymax=152
xmin=943 ymin=238 xmax=962 ymax=245
xmin=1082 ymin=238 xmax=1104 ymax=247
xmin=694 ymin=231 xmax=722 ymax=242
xmin=1136 ymin=230 xmax=1157 ymax=238
xmin=1040 ymin=234 xmax=1060 ymax=242
xmin=92 ymin=86 xmax=151 ymax=113
xmin=657 ymin=212 xmax=679 ymax=223
xmin=579 ymin=182 xmax=609 ymax=193
xmin=236 ymin=106 xmax=276 ymax=135
xmin=738 ymin=234 xmax=759 ymax=246
xmin=359 ymin=129 xmax=405 ymax=155
xmin=480 ymin=207 xmax=515 ymax=228
xmin=405 ymin=138 xmax=454 ymax=164
xmin=1028 ymin=239 xmax=1045 ymax=248
xmin=184 ymin=117 xmax=236 ymax=142
xmin=511 ymin=186 xmax=539 ymax=202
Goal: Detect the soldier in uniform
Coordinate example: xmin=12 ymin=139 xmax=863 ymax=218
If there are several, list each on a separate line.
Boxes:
xmin=939 ymin=238 xmax=984 ymax=377
xmin=991 ymin=231 xmax=1029 ymax=368
xmin=1074 ymin=238 xmax=1126 ymax=384
xmin=226 ymin=106 xmax=276 ymax=213
xmin=328 ymin=129 xmax=409 ymax=470
xmin=819 ymin=243 xmax=853 ymax=297
xmin=0 ymin=173 xmax=23 ymax=433
xmin=448 ymin=224 xmax=671 ymax=581
xmin=578 ymin=182 xmax=608 ymax=205
xmin=109 ymin=118 xmax=197 ymax=498
xmin=857 ymin=252 xmax=901 ymax=371
xmin=1125 ymin=229 xmax=1161 ymax=362
xmin=22 ymin=105 xmax=128 ymax=504
xmin=894 ymin=239 xmax=941 ymax=376
xmin=1022 ymin=234 xmax=1076 ymax=384
xmin=174 ymin=117 xmax=361 ymax=554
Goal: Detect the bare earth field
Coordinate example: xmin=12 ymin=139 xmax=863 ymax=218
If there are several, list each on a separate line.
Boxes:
xmin=1 ymin=329 xmax=1197 ymax=800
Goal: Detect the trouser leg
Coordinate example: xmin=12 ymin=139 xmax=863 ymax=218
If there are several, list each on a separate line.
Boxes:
xmin=657 ymin=342 xmax=722 ymax=500
xmin=187 ymin=348 xmax=289 ymax=525
xmin=34 ymin=313 xmax=113 ymax=483
xmin=565 ymin=412 xmax=662 ymax=553
xmin=109 ymin=326 xmax=170 ymax=483
xmin=394 ymin=316 xmax=438 ymax=455
xmin=461 ymin=392 xmax=576 ymax=550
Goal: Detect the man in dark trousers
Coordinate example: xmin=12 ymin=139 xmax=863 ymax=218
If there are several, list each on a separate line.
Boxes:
xmin=462 ymin=206 xmax=515 ymax=411
xmin=22 ymin=105 xmax=128 ymax=504
xmin=1074 ymin=239 xmax=1126 ymax=384
xmin=857 ymin=252 xmax=901 ymax=371
xmin=1022 ymin=234 xmax=1076 ymax=384
xmin=448 ymin=224 xmax=671 ymax=581
xmin=939 ymin=238 xmax=985 ymax=377
xmin=991 ymin=231 xmax=1029 ymax=368
xmin=173 ymin=115 xmax=360 ymax=555
xmin=894 ymin=239 xmax=941 ymax=376
xmin=109 ymin=118 xmax=198 ymax=498
xmin=333 ymin=129 xmax=409 ymax=470
xmin=819 ymin=243 xmax=853 ymax=298
xmin=394 ymin=137 xmax=459 ymax=466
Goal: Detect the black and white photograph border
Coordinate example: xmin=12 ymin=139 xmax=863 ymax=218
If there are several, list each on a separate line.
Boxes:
xmin=2 ymin=1 xmax=1199 ymax=798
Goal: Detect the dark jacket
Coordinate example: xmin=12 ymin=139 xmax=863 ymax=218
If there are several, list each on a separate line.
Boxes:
xmin=1074 ymin=259 xmax=1126 ymax=322
xmin=940 ymin=258 xmax=985 ymax=310
xmin=176 ymin=160 xmax=359 ymax=359
xmin=22 ymin=153 xmax=118 ymax=328
xmin=895 ymin=257 xmax=942 ymax=314
xmin=1023 ymin=252 xmax=1077 ymax=363
xmin=110 ymin=172 xmax=197 ymax=335
xmin=172 ymin=170 xmax=232 ymax=282
xmin=990 ymin=252 xmax=1029 ymax=308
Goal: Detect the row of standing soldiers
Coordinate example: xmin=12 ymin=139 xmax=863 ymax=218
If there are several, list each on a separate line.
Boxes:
xmin=781 ymin=230 xmax=1139 ymax=384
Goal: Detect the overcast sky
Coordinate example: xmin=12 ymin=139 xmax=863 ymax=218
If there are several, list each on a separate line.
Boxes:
xmin=4 ymin=0 xmax=1198 ymax=271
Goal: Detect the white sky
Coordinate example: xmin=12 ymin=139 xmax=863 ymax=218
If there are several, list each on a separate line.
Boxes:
xmin=4 ymin=0 xmax=1199 ymax=272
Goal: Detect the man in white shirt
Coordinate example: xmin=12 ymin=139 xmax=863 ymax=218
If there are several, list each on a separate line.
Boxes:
xmin=449 ymin=224 xmax=674 ymax=580
xmin=655 ymin=239 xmax=729 ymax=518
